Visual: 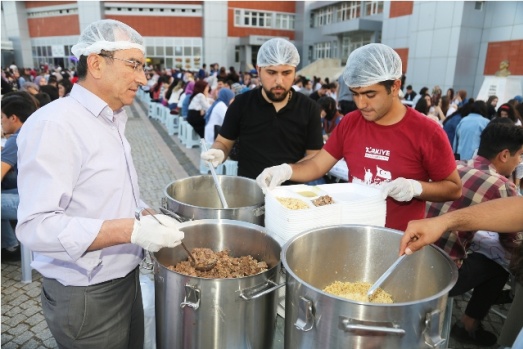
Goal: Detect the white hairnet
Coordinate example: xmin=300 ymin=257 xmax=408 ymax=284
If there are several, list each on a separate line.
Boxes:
xmin=257 ymin=38 xmax=300 ymax=67
xmin=71 ymin=19 xmax=145 ymax=58
xmin=342 ymin=43 xmax=402 ymax=88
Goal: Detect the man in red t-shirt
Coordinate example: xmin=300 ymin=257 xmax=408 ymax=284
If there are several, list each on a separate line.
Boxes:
xmin=257 ymin=43 xmax=461 ymax=231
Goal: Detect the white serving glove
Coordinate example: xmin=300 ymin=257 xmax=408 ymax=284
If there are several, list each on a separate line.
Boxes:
xmin=380 ymin=177 xmax=422 ymax=202
xmin=256 ymin=164 xmax=293 ymax=194
xmin=131 ymin=214 xmax=184 ymax=252
xmin=201 ymin=149 xmax=225 ymax=168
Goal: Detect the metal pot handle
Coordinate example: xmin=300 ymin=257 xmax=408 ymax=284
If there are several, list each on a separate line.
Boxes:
xmin=159 ymin=206 xmax=189 ymax=223
xmin=339 ymin=317 xmax=406 ymax=336
xmin=423 ymin=310 xmax=446 ymax=348
xmin=140 ymin=251 xmax=155 ymax=271
xmin=180 ymin=284 xmax=201 ymax=310
xmin=239 ymin=279 xmax=285 ymax=301
xmin=295 ymin=297 xmax=315 ymax=332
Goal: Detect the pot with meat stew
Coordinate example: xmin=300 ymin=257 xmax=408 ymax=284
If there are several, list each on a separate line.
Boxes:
xmin=153 ymin=219 xmax=282 ymax=349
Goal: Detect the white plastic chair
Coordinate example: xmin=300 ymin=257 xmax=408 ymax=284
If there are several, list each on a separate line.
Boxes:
xmin=20 ymin=243 xmax=33 ymax=283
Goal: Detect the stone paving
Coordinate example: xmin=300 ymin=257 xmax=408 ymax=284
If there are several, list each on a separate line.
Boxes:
xmin=1 ymin=97 xmax=511 ymax=348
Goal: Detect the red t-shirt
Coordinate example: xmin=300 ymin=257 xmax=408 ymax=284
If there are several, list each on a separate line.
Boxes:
xmin=324 ymin=107 xmax=456 ymax=231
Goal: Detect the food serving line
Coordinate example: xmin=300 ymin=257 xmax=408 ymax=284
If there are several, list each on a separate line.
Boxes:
xmin=147 ymin=174 xmax=458 ymax=349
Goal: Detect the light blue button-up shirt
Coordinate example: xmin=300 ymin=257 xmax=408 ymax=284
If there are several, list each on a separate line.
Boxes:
xmin=16 ymin=84 xmax=144 ymax=286
xmin=453 ymin=113 xmax=490 ymax=161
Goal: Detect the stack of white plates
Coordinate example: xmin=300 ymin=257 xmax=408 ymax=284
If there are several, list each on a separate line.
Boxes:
xmin=265 ymin=183 xmax=386 ymax=246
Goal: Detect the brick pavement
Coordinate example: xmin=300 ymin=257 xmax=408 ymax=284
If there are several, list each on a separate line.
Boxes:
xmin=1 ymin=98 xmax=510 ymax=349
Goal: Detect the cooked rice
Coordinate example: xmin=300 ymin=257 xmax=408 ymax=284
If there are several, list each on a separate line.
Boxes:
xmin=323 ymin=281 xmax=394 ymax=303
xmin=277 ymin=197 xmax=310 ymax=210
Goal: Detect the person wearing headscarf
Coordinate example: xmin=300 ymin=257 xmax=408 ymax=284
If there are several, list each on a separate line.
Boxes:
xmin=256 ymin=43 xmax=461 ymax=232
xmin=179 ymin=80 xmax=195 ymax=118
xmin=15 ymin=19 xmax=183 ymax=348
xmin=201 ymin=38 xmax=323 ymax=180
xmin=204 ymin=88 xmax=235 ymax=145
xmin=33 ymin=75 xmax=47 ymax=87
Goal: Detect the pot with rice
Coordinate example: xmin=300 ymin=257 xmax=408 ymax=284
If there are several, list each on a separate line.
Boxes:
xmin=282 ymin=224 xmax=458 ymax=349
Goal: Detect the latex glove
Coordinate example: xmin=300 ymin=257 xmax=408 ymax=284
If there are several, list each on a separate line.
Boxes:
xmin=380 ymin=177 xmax=422 ymax=202
xmin=201 ymin=149 xmax=225 ymax=168
xmin=131 ymin=214 xmax=184 ymax=252
xmin=256 ymin=164 xmax=292 ymax=194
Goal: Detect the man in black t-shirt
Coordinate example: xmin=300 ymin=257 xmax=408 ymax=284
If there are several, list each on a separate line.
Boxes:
xmin=201 ymin=38 xmax=323 ymax=180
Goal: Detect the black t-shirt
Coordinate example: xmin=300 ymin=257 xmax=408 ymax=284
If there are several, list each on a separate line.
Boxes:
xmin=219 ymin=87 xmax=323 ymax=179
xmin=309 ymin=91 xmax=321 ymax=101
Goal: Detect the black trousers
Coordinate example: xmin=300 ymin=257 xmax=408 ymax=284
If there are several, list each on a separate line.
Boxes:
xmin=187 ymin=109 xmax=205 ymax=138
xmin=449 ymin=252 xmax=509 ymax=320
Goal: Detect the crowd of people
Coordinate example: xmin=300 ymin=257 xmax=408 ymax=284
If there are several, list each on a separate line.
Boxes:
xmin=1 ymin=20 xmax=523 ymax=348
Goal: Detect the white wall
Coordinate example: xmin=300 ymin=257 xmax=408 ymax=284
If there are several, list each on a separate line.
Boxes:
xmin=383 ymin=1 xmax=522 ymax=100
xmin=2 ymin=1 xmax=32 ymax=68
xmin=203 ymin=1 xmax=228 ymax=69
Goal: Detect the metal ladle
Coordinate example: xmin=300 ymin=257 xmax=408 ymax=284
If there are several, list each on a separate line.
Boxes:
xmin=200 ymin=139 xmax=229 ymax=209
xmin=141 ymin=208 xmax=217 ymax=271
xmin=367 ymin=254 xmax=407 ymax=300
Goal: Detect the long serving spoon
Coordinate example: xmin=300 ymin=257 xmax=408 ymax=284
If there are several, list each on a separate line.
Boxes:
xmin=200 ymin=139 xmax=229 ymax=209
xmin=366 ymin=254 xmax=407 ymax=300
xmin=141 ymin=207 xmax=216 ymax=271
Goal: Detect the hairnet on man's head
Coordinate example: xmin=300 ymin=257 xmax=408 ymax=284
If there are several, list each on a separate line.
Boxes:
xmin=257 ymin=38 xmax=300 ymax=67
xmin=342 ymin=43 xmax=402 ymax=88
xmin=71 ymin=19 xmax=145 ymax=58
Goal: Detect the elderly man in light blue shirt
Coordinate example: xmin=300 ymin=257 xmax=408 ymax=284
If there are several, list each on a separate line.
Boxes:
xmin=16 ymin=19 xmax=184 ymax=349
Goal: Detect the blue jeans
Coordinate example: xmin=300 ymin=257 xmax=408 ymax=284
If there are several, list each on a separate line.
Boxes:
xmin=1 ymin=188 xmax=19 ymax=249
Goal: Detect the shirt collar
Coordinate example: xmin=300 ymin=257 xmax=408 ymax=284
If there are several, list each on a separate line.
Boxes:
xmin=69 ymin=84 xmax=124 ymax=122
xmin=462 ymin=155 xmax=497 ymax=173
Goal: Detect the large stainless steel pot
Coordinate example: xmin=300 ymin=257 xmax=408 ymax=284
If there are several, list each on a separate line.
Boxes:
xmin=162 ymin=175 xmax=265 ymax=225
xmin=153 ymin=219 xmax=283 ymax=349
xmin=282 ymin=225 xmax=458 ymax=349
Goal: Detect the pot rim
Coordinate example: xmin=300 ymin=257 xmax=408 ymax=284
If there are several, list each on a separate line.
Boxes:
xmin=281 ymin=224 xmax=459 ymax=306
xmin=163 ymin=175 xmax=264 ymax=211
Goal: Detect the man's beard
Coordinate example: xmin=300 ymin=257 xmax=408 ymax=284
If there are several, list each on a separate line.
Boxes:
xmin=263 ymin=86 xmax=290 ymax=102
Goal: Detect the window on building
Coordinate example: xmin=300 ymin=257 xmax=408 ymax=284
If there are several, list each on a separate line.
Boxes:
xmin=325 ymin=6 xmax=333 ymax=24
xmin=365 ymin=1 xmax=384 ymax=16
xmin=340 ymin=33 xmax=372 ymax=62
xmin=146 ymin=46 xmax=155 ymax=56
xmin=474 ymin=1 xmax=483 ymax=10
xmin=234 ymin=9 xmax=293 ymax=29
xmin=337 ymin=1 xmax=360 ymax=21
xmin=31 ymin=44 xmax=75 ymax=70
xmin=313 ymin=1 xmax=366 ymax=27
xmin=313 ymin=42 xmax=332 ymax=59
xmin=276 ymin=13 xmax=294 ymax=30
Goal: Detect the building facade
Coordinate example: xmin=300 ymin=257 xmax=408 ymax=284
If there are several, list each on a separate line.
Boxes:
xmin=2 ymin=1 xmax=522 ymax=98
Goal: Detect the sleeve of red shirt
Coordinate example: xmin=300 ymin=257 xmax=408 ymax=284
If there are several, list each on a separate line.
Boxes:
xmin=420 ymin=122 xmax=457 ymax=181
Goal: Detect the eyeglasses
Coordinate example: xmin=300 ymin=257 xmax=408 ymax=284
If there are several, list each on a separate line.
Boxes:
xmin=98 ymin=54 xmax=146 ymax=73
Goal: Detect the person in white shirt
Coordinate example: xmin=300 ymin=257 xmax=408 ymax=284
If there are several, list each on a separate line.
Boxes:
xmin=204 ymin=88 xmax=235 ymax=145
xmin=16 ymin=19 xmax=184 ymax=349
xmin=187 ymin=80 xmax=213 ymax=138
